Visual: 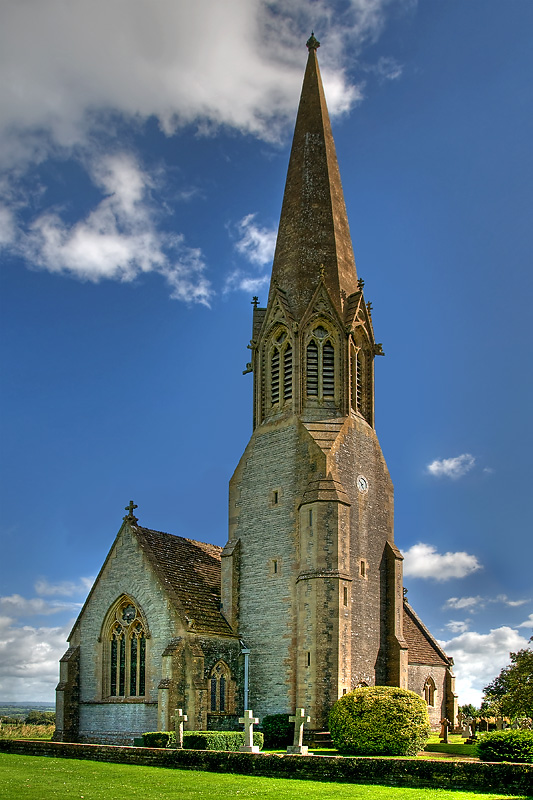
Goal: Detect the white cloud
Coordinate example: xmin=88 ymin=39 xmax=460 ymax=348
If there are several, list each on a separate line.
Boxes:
xmin=517 ymin=613 xmax=533 ymax=630
xmin=235 ymin=213 xmax=277 ymax=268
xmin=0 ymin=615 xmax=70 ymax=702
xmin=0 ymin=204 xmax=16 ymax=245
xmin=493 ymin=594 xmax=530 ymax=608
xmin=445 ymin=596 xmax=484 ymax=611
xmin=442 ymin=626 xmax=530 ymax=707
xmin=402 ymin=543 xmax=482 ymax=581
xmin=12 ymin=152 xmax=212 ymax=304
xmin=365 ymin=55 xmax=403 ymax=82
xmin=224 ymin=270 xmax=271 ymax=296
xmin=445 ymin=620 xmax=470 ymax=634
xmin=0 ymin=0 xmax=403 ymax=170
xmin=0 ymin=594 xmax=80 ymax=618
xmin=35 ymin=577 xmax=94 ymax=598
xmin=426 ymin=453 xmax=475 ymax=479
xmin=0 ymin=1 xmax=407 ymax=298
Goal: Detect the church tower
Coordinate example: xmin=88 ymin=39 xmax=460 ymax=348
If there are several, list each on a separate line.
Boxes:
xmin=222 ymin=36 xmax=408 ymax=729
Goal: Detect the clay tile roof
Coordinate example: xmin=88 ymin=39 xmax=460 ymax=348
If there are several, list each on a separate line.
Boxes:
xmin=134 ymin=526 xmax=236 ymax=637
xmin=403 ymin=600 xmax=451 ymax=667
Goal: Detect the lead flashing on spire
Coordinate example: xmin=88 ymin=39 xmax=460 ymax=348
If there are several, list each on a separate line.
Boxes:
xmin=306 ymin=32 xmax=320 ymax=51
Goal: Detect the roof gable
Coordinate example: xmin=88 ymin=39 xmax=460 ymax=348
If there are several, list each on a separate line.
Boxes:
xmin=134 ymin=526 xmax=235 ymax=637
xmin=70 ymin=521 xmax=235 ymax=640
xmin=403 ymin=600 xmax=451 ymax=667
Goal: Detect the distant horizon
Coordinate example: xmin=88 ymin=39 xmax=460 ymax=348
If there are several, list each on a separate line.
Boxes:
xmin=0 ymin=701 xmax=55 ymax=707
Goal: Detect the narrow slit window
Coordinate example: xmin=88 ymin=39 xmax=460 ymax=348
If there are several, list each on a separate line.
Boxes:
xmin=307 ymin=652 xmax=311 ymax=667
xmin=343 ymin=586 xmax=348 ymax=606
xmin=219 ymin=676 xmax=226 ymax=712
xmin=306 ymin=341 xmax=319 ymax=396
xmin=283 ymin=344 xmax=292 ymax=400
xmin=356 ymin=352 xmax=363 ymax=412
xmin=271 ymin=348 xmax=280 ymax=405
xmin=322 ymin=341 xmax=335 ymax=396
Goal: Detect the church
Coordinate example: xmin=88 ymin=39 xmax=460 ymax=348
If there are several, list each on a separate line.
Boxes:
xmin=54 ymin=35 xmax=457 ymax=745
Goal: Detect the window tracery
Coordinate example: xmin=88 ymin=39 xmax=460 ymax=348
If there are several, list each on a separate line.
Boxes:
xmin=104 ymin=597 xmax=147 ymax=699
xmin=306 ymin=324 xmax=335 ymax=401
xmin=209 ymin=661 xmax=232 ymax=713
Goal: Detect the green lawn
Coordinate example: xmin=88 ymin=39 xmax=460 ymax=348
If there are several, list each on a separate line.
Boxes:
xmin=0 ymin=754 xmax=529 ymax=800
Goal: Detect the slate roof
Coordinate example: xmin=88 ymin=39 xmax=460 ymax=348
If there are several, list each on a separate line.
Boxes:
xmin=133 ymin=526 xmax=236 ymax=638
xmin=403 ymin=600 xmax=451 ymax=667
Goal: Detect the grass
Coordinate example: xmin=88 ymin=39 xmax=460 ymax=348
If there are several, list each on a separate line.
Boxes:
xmin=0 ymin=754 xmax=529 ymax=800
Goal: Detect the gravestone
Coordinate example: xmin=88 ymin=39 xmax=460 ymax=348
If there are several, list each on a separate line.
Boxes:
xmin=286 ymin=707 xmax=310 ymax=755
xmin=440 ymin=718 xmax=450 ymax=744
xmin=239 ymin=709 xmax=259 ymax=753
xmin=172 ymin=708 xmax=187 ymax=749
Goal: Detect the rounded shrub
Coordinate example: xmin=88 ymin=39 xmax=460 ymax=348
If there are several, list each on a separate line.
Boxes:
xmin=261 ymin=714 xmax=293 ymax=748
xmin=328 ymin=686 xmax=431 ymax=756
xmin=476 ymin=730 xmax=533 ymax=763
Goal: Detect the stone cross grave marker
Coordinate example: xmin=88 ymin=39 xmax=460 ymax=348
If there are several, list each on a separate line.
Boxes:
xmin=287 ymin=707 xmax=310 ymax=755
xmin=239 ymin=709 xmax=260 ymax=753
xmin=172 ymin=708 xmax=187 ymax=749
xmin=439 ymin=718 xmax=450 ymax=743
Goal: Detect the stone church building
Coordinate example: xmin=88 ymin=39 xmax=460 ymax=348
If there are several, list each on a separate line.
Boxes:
xmin=55 ymin=36 xmax=457 ymax=744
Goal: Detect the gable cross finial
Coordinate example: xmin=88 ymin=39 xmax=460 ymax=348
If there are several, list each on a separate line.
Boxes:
xmin=306 ymin=32 xmax=320 ymax=51
xmin=124 ymin=500 xmax=138 ymax=523
xmin=251 ymin=296 xmax=259 ymax=309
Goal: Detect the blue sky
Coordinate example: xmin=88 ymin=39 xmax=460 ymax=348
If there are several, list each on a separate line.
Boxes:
xmin=0 ymin=0 xmax=531 ymax=706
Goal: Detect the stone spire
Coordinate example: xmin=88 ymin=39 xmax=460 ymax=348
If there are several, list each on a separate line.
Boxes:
xmin=268 ymin=36 xmax=358 ymax=319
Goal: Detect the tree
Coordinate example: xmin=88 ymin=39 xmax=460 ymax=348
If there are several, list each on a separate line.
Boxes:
xmin=483 ymin=639 xmax=533 ymax=723
xmin=459 ymin=703 xmax=479 ymax=719
xmin=25 ymin=710 xmax=55 ymax=725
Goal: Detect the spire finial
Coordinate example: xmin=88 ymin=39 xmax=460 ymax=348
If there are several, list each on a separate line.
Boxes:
xmin=306 ymin=32 xmax=320 ymax=51
xmin=123 ymin=500 xmax=138 ymax=523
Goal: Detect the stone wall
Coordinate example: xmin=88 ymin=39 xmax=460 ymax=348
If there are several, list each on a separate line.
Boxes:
xmin=408 ymin=663 xmax=450 ymax=729
xmin=1 ymin=739 xmax=531 ymax=793
xmin=71 ymin=523 xmax=183 ymax=741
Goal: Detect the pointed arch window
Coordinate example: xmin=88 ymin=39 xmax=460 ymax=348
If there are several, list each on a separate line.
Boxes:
xmin=209 ymin=661 xmax=232 ymax=713
xmin=306 ymin=325 xmax=335 ymax=401
xmin=104 ymin=598 xmax=147 ymax=699
xmin=351 ymin=343 xmax=372 ymax=425
xmin=270 ymin=329 xmax=292 ymax=406
xmin=424 ymin=677 xmax=436 ymax=707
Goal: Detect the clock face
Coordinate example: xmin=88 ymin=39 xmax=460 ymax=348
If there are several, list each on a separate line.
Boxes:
xmin=357 ymin=475 xmax=368 ymax=493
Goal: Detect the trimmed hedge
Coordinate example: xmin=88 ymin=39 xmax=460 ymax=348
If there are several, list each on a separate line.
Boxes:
xmin=262 ymin=714 xmax=293 ymax=748
xmin=329 ymin=686 xmax=431 ymax=756
xmin=143 ymin=732 xmax=171 ymax=748
xmin=143 ymin=730 xmax=263 ymax=751
xmin=477 ymin=730 xmax=533 ymax=763
xmin=1 ymin=739 xmax=532 ymax=793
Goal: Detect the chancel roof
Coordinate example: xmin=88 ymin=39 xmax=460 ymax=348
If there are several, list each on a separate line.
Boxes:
xmin=133 ymin=526 xmax=236 ymax=637
xmin=403 ymin=600 xmax=451 ymax=667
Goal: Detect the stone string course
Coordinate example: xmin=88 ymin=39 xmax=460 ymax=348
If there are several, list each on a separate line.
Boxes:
xmin=1 ymin=739 xmax=531 ymax=794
